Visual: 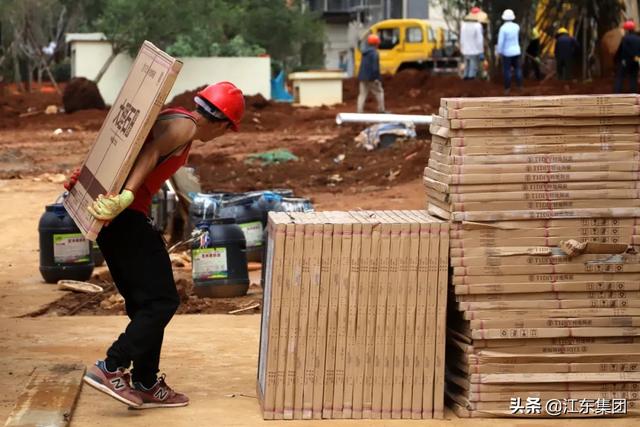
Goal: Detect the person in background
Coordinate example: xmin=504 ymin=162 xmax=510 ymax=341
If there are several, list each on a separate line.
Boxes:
xmin=614 ymin=20 xmax=640 ymax=93
xmin=555 ymin=27 xmax=579 ymax=80
xmin=525 ymin=28 xmax=543 ymax=80
xmin=357 ymin=33 xmax=385 ymax=113
xmin=496 ymin=9 xmax=522 ymax=94
xmin=460 ymin=7 xmax=484 ymax=80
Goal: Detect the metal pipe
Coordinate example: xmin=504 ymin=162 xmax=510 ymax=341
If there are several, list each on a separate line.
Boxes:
xmin=335 ymin=112 xmax=433 ymax=125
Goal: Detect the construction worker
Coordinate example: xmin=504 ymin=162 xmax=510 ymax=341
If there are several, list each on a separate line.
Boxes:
xmin=554 ymin=27 xmax=579 ymax=80
xmin=525 ymin=28 xmax=543 ymax=80
xmin=496 ymin=9 xmax=522 ymax=93
xmin=357 ymin=33 xmax=385 ymax=113
xmin=460 ymin=7 xmax=484 ymax=80
xmin=67 ymin=82 xmax=245 ymax=409
xmin=614 ymin=20 xmax=640 ymax=93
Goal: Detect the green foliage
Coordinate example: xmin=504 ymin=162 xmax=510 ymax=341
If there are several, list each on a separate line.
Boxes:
xmin=97 ymin=0 xmax=322 ymax=66
xmin=51 ymin=58 xmax=71 ymax=80
xmin=2 ymin=0 xmax=325 ymax=78
xmin=217 ymin=35 xmax=266 ymax=57
xmin=240 ymin=0 xmax=324 ymax=68
xmin=96 ymin=0 xmax=191 ymax=55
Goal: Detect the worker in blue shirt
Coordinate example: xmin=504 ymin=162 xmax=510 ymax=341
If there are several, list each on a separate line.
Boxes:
xmin=496 ymin=9 xmax=522 ymax=94
xmin=555 ymin=27 xmax=579 ymax=80
xmin=614 ymin=20 xmax=640 ymax=93
xmin=357 ymin=34 xmax=385 ymax=113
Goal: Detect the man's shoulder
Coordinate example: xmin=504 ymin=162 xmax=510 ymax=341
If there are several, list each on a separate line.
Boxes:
xmin=155 ymin=116 xmax=197 ymax=145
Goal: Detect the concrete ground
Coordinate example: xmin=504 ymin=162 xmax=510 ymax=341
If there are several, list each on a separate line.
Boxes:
xmin=0 ymin=179 xmax=637 ymax=426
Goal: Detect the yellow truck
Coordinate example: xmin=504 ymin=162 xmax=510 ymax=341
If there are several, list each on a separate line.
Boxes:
xmin=354 ymin=19 xmax=459 ymax=75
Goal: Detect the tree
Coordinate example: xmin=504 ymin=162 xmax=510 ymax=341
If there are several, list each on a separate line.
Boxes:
xmin=1 ymin=0 xmax=69 ymax=92
xmin=0 ymin=0 xmax=326 ymax=84
xmin=95 ymin=0 xmax=323 ymax=75
xmin=241 ymin=0 xmax=325 ymax=69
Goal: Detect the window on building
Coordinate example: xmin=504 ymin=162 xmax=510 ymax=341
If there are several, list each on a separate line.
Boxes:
xmin=327 ymin=0 xmax=350 ymax=11
xmin=407 ymin=0 xmax=429 ymax=19
xmin=378 ymin=27 xmax=400 ymax=50
xmin=390 ymin=0 xmax=403 ymax=19
xmin=406 ymin=27 xmax=423 ymax=43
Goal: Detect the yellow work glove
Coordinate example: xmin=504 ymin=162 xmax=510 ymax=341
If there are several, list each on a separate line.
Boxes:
xmin=87 ymin=190 xmax=135 ymax=221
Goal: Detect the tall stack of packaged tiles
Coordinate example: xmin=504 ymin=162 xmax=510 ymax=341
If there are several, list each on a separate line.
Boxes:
xmin=257 ymin=211 xmax=449 ymax=419
xmin=424 ymin=94 xmax=640 ymax=418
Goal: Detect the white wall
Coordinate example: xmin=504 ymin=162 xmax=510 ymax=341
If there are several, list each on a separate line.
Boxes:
xmin=170 ymin=57 xmax=271 ymax=103
xmin=69 ymin=40 xmax=271 ymax=105
xmin=323 ymin=21 xmax=366 ymax=76
xmin=324 ymin=23 xmax=350 ymax=71
xmin=425 ymin=1 xmax=447 ymax=29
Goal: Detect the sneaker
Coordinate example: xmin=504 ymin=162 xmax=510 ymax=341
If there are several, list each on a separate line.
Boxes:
xmin=131 ymin=374 xmax=189 ymax=409
xmin=83 ymin=361 xmax=143 ymax=407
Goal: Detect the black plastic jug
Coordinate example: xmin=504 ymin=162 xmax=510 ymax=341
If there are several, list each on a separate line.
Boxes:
xmin=218 ymin=201 xmax=264 ymax=262
xmin=191 ymin=218 xmax=249 ymax=298
xmin=38 ymin=203 xmax=94 ymax=283
xmin=92 ymin=242 xmax=105 ymax=267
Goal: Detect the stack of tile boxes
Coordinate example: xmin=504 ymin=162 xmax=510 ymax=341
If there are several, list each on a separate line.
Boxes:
xmin=257 ymin=211 xmax=449 ymax=419
xmin=424 ymin=94 xmax=640 ymax=417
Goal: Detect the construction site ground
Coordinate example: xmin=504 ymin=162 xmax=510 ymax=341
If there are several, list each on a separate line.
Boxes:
xmin=0 ymin=73 xmax=633 ymax=425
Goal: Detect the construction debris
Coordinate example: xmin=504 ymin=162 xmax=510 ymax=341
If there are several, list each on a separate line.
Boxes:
xmin=45 ymin=105 xmax=59 ymax=115
xmin=354 ymin=122 xmax=416 ymax=151
xmin=258 ymin=211 xmax=449 ymax=420
xmin=228 ymin=302 xmax=260 ymax=314
xmin=4 ymin=364 xmax=85 ymax=427
xmin=424 ymin=94 xmax=640 ymax=418
xmin=57 ymin=280 xmax=103 ymax=294
xmin=99 ymin=293 xmax=124 ymax=311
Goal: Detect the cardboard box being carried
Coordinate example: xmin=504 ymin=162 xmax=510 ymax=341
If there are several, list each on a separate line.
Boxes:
xmin=64 ymin=41 xmax=182 ymax=240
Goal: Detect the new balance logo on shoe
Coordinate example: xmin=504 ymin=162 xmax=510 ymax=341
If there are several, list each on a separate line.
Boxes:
xmin=110 ymin=377 xmax=126 ymax=390
xmin=154 ymin=388 xmax=169 ymax=401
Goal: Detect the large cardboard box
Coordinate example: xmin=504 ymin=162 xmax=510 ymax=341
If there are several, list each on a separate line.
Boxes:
xmin=429 ymin=95 xmax=640 ymax=419
xmin=63 ymin=41 xmax=182 ymax=240
xmin=257 ymin=211 xmax=448 ymax=420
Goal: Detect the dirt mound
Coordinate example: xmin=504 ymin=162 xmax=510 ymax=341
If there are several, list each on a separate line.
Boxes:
xmin=166 ymin=85 xmax=205 ymax=110
xmin=344 ymin=71 xmax=614 ymax=114
xmin=168 ymin=86 xmax=270 ymax=111
xmin=193 ymin=129 xmax=430 ymax=195
xmin=246 ymin=93 xmax=270 ymax=109
xmin=63 ymin=77 xmax=106 ymax=113
xmin=167 ymin=86 xmax=301 ymax=132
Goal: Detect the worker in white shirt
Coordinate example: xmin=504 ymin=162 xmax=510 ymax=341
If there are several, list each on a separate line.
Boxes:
xmin=460 ymin=7 xmax=485 ymax=80
xmin=496 ymin=9 xmax=522 ymax=93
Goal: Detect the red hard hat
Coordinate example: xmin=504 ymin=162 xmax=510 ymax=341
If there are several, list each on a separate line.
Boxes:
xmin=624 ymin=20 xmax=636 ymax=31
xmin=367 ymin=34 xmax=381 ymax=46
xmin=471 ymin=6 xmax=481 ymax=14
xmin=196 ymin=82 xmax=245 ymax=131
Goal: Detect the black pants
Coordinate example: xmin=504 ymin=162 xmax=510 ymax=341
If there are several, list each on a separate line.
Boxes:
xmin=614 ymin=61 xmax=639 ymax=93
xmin=556 ymin=58 xmax=572 ymax=80
xmin=502 ymin=55 xmax=523 ymax=90
xmin=524 ymin=56 xmax=542 ymax=80
xmin=97 ymin=209 xmax=179 ymax=385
